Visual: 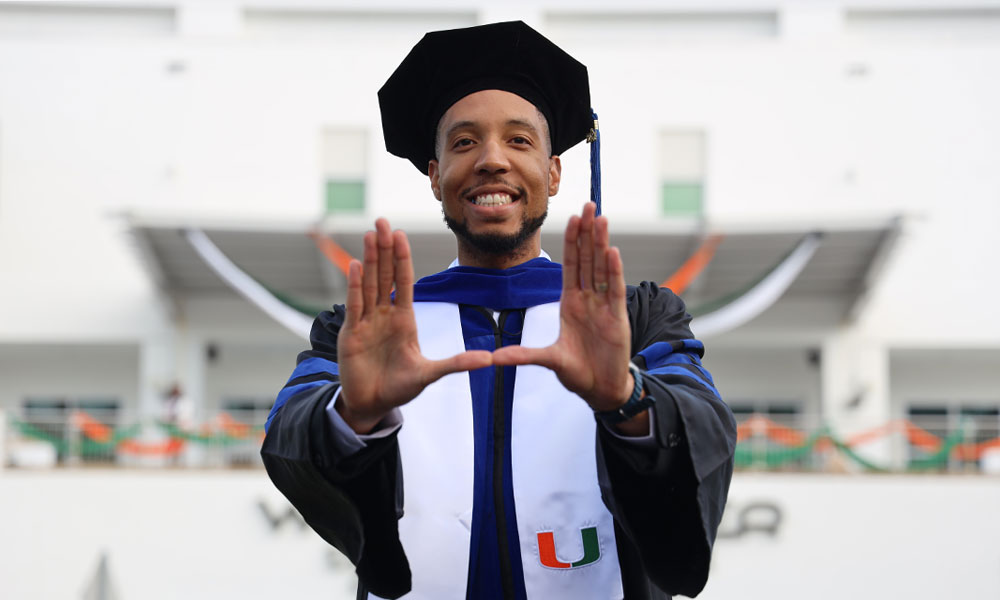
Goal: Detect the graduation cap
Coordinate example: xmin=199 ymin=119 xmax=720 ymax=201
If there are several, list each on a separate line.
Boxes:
xmin=378 ymin=20 xmax=603 ymax=214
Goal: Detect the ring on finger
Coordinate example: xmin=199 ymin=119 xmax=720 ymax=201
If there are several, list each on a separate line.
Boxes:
xmin=595 ymin=282 xmax=609 ymax=293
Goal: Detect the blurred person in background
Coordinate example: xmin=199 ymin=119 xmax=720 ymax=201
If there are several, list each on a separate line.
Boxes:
xmin=262 ymin=21 xmax=735 ymax=600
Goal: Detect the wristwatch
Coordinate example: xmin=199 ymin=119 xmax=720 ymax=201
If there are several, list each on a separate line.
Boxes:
xmin=594 ymin=362 xmax=654 ymax=424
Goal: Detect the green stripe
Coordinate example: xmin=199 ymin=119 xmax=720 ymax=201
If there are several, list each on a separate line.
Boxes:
xmin=571 ymin=526 xmax=601 ymax=567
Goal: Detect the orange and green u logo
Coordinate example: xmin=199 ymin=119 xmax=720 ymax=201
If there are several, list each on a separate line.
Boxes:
xmin=537 ymin=527 xmax=600 ymax=569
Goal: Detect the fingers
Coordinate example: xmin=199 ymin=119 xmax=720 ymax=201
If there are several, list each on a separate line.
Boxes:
xmin=393 ymin=229 xmax=414 ymax=308
xmin=578 ymin=203 xmax=595 ymax=290
xmin=593 ymin=213 xmax=610 ymax=294
xmin=563 ymin=214 xmax=580 ymax=292
xmin=360 ymin=219 xmax=414 ymax=315
xmin=361 ymin=230 xmax=378 ymax=312
xmin=376 ymin=218 xmax=394 ymax=305
xmin=607 ymin=246 xmax=627 ymax=313
xmin=344 ymin=259 xmax=363 ymax=327
xmin=567 ymin=203 xmax=616 ymax=295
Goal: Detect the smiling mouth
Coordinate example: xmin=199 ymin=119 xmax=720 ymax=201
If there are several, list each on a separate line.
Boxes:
xmin=471 ymin=193 xmax=515 ymax=207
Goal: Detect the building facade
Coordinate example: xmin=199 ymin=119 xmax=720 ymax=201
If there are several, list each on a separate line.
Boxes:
xmin=1 ymin=1 xmax=999 ymax=597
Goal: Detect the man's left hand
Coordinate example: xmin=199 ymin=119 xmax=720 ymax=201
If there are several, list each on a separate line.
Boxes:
xmin=492 ymin=203 xmax=649 ymax=436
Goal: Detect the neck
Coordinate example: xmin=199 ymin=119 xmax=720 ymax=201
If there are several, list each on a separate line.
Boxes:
xmin=456 ymin=236 xmax=542 ymax=270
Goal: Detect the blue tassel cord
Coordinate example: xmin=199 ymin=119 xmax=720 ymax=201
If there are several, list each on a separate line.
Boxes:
xmin=588 ymin=109 xmax=602 ymax=216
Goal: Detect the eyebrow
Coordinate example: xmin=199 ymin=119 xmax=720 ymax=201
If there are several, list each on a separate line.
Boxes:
xmin=505 ymin=119 xmax=541 ymax=134
xmin=443 ymin=118 xmax=541 ymax=141
xmin=443 ymin=120 xmax=476 ymax=141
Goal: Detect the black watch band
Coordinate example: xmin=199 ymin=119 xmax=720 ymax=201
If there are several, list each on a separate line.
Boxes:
xmin=595 ymin=362 xmax=654 ymax=424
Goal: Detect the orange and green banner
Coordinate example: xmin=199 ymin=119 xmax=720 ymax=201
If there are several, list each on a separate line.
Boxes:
xmin=733 ymin=415 xmax=996 ymax=471
xmin=8 ymin=410 xmax=996 ymax=470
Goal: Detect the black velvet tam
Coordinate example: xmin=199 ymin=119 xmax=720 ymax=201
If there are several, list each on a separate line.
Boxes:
xmin=378 ymin=20 xmax=593 ymax=174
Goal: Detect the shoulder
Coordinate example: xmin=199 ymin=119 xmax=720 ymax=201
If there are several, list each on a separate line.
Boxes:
xmin=624 ymin=282 xmax=695 ymax=351
xmin=625 ymin=281 xmax=691 ymax=327
xmin=299 ymin=304 xmax=347 ymax=361
xmin=627 ymin=280 xmax=686 ymax=307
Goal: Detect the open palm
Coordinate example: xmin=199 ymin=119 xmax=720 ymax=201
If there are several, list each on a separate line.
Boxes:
xmin=336 ymin=219 xmax=493 ymax=433
xmin=492 ymin=203 xmax=633 ymax=412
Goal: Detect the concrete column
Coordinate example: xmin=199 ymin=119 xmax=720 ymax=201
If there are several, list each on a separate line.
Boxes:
xmin=134 ymin=328 xmax=177 ymax=467
xmin=139 ymin=331 xmax=177 ymax=423
xmin=0 ymin=410 xmax=6 ymax=475
xmin=180 ymin=332 xmax=207 ymax=425
xmin=821 ymin=328 xmax=896 ymax=469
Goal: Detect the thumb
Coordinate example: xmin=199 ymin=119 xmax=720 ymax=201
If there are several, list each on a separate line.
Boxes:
xmin=491 ymin=345 xmax=560 ymax=370
xmin=423 ymin=350 xmax=494 ymax=383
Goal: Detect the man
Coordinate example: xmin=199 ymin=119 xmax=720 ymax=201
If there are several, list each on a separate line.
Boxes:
xmin=262 ymin=21 xmax=735 ymax=600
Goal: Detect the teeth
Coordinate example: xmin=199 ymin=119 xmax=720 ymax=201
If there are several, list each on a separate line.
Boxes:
xmin=473 ymin=193 xmax=513 ymax=207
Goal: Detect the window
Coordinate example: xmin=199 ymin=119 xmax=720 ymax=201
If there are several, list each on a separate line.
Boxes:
xmin=907 ymin=404 xmax=1000 ymax=471
xmin=20 ymin=397 xmax=120 ymax=464
xmin=659 ymin=129 xmax=706 ymax=217
xmin=321 ymin=127 xmax=367 ymax=213
xmin=21 ymin=398 xmax=70 ymax=462
xmin=730 ymin=400 xmax=810 ymax=470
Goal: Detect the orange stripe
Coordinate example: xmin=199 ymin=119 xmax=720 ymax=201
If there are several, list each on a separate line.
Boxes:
xmin=904 ymin=422 xmax=942 ymax=451
xmin=955 ymin=438 xmax=1000 ymax=461
xmin=736 ymin=419 xmax=755 ymax=442
xmin=217 ymin=412 xmax=252 ymax=438
xmin=308 ymin=231 xmax=355 ymax=275
xmin=72 ymin=411 xmax=112 ymax=443
xmin=846 ymin=421 xmax=901 ymax=447
xmin=117 ymin=438 xmax=185 ymax=456
xmin=736 ymin=416 xmax=806 ymax=446
xmin=764 ymin=420 xmax=806 ymax=446
xmin=661 ymin=234 xmax=723 ymax=294
xmin=844 ymin=420 xmax=944 ymax=452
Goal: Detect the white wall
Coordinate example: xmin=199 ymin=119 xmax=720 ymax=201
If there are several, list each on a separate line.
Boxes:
xmin=203 ymin=339 xmax=306 ymax=413
xmin=0 ymin=471 xmax=358 ymax=600
xmin=704 ymin=473 xmax=1000 ymax=599
xmin=702 ymin=347 xmax=822 ymax=413
xmin=891 ymin=348 xmax=1000 ymax=411
xmin=0 ymin=471 xmax=996 ymax=599
xmin=2 ymin=1 xmax=1000 ymax=347
xmin=0 ymin=344 xmax=139 ymax=412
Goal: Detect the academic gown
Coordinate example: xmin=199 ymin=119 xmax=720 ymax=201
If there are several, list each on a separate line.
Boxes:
xmin=261 ymin=258 xmax=736 ymax=600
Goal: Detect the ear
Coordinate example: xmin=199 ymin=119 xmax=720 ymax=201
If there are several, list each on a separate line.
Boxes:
xmin=428 ymin=159 xmax=442 ymax=201
xmin=548 ymin=155 xmax=562 ymax=197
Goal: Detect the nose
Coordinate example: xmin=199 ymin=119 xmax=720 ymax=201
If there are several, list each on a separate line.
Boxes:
xmin=474 ymin=138 xmax=510 ymax=174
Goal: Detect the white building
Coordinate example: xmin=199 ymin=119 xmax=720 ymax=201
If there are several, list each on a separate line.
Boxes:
xmin=1 ymin=1 xmax=998 ymax=598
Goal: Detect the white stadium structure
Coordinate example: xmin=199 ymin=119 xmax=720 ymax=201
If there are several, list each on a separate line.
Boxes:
xmin=1 ymin=1 xmax=998 ymax=598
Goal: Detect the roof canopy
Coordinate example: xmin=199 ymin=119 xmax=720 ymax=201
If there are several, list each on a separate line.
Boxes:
xmin=128 ymin=214 xmax=901 ymax=342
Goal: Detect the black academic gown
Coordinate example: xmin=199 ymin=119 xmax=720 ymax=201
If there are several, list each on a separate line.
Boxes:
xmin=262 ymin=281 xmax=736 ymax=599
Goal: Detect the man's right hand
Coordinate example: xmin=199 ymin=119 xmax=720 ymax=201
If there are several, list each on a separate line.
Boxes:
xmin=336 ymin=218 xmax=493 ymax=434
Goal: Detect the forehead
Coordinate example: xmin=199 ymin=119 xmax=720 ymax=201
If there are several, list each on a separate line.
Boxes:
xmin=438 ymin=89 xmax=543 ymax=131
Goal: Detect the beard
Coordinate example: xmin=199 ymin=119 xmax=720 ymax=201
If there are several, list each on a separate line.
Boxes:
xmin=443 ymin=207 xmax=548 ymax=259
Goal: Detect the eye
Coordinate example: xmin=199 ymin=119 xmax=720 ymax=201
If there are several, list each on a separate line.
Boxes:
xmin=511 ymin=136 xmax=531 ymax=145
xmin=452 ymin=138 xmax=475 ymax=149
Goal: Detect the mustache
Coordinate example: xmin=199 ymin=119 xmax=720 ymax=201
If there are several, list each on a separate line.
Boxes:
xmin=460 ymin=177 xmax=525 ymax=198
